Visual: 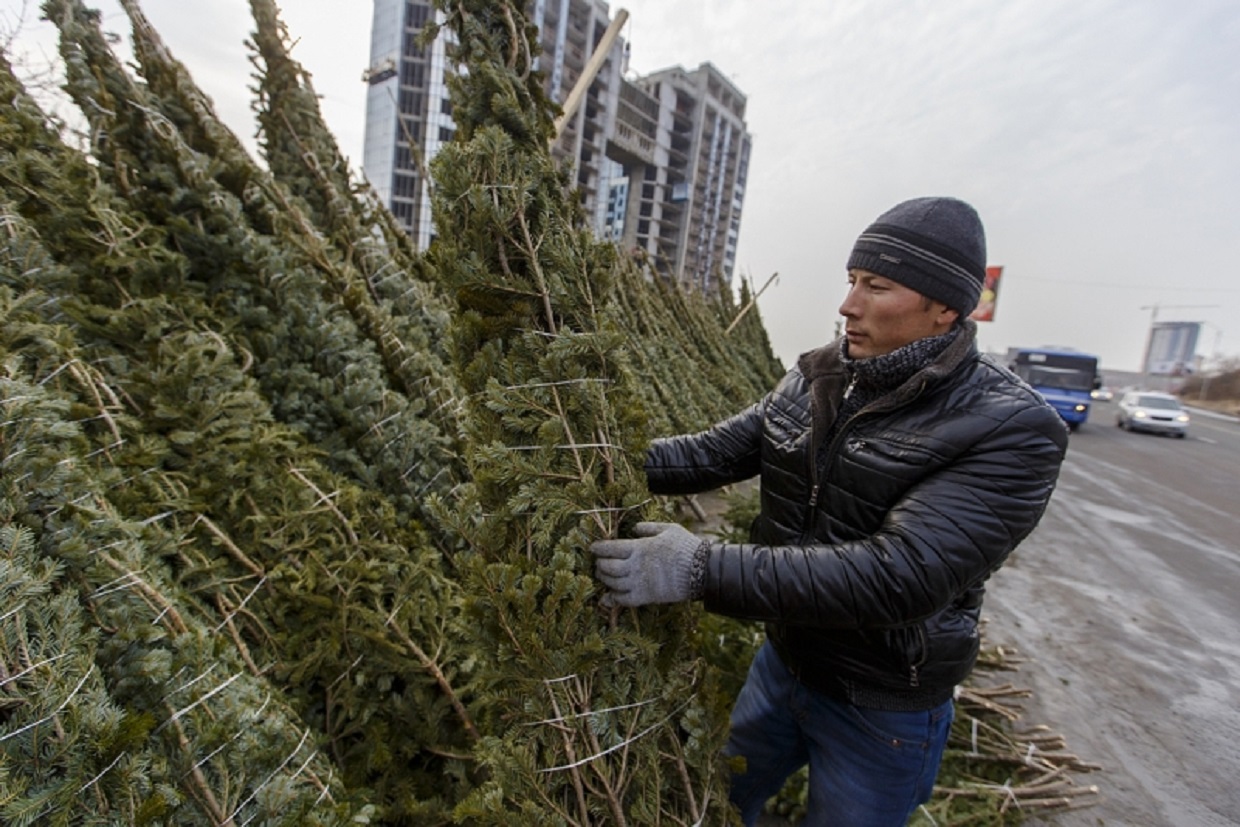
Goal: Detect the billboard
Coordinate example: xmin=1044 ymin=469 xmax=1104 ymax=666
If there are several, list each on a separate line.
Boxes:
xmin=969 ymin=266 xmax=1003 ymax=322
xmin=1144 ymin=321 xmax=1201 ymax=376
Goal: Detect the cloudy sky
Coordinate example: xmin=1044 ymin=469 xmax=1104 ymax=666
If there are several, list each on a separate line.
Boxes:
xmin=4 ymin=0 xmax=1238 ymax=371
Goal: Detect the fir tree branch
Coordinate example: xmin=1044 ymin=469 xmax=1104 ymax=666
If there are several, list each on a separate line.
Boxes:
xmin=194 ymin=515 xmax=266 ymax=578
xmin=66 ymin=360 xmax=123 ymax=449
xmin=595 ymin=424 xmax=617 ymax=492
xmin=383 ymin=604 xmax=479 ymax=743
xmin=95 ymin=550 xmax=187 ymax=634
xmin=214 ymin=593 xmax=263 ymax=677
xmin=575 ymin=675 xmax=631 ymax=826
xmin=164 ymin=672 xmax=243 ymax=729
xmin=78 ymin=750 xmax=126 ymax=795
xmin=541 ymin=728 xmax=678 ymax=815
xmin=516 ymin=206 xmax=556 ymax=337
xmin=164 ymin=707 xmax=230 ymax=826
xmin=542 ymin=678 xmax=591 ymax=825
xmin=663 ymin=738 xmax=703 ymax=826
xmin=0 ymin=664 xmax=93 ymax=745
xmin=499 ymin=2 xmax=519 ymax=70
xmin=224 ymin=728 xmax=314 ymax=824
xmin=287 ymin=466 xmax=358 ymax=546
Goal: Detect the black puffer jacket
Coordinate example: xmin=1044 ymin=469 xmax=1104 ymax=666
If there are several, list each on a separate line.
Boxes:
xmin=646 ymin=323 xmax=1068 ymax=709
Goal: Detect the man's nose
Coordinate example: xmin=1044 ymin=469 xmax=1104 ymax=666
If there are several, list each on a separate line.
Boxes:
xmin=838 ymin=287 xmax=859 ymax=318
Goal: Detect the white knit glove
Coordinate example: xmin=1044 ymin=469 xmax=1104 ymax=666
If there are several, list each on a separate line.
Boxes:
xmin=591 ymin=522 xmax=707 ymax=608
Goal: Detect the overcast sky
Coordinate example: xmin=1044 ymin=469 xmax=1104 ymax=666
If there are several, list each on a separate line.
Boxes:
xmin=4 ymin=0 xmax=1238 ymax=371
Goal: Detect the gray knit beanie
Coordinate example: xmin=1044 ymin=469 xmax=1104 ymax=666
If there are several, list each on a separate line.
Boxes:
xmin=846 ymin=197 xmax=987 ymax=317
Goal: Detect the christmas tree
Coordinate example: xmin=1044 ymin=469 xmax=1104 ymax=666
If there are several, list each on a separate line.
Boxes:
xmin=425 ymin=0 xmax=736 ymax=819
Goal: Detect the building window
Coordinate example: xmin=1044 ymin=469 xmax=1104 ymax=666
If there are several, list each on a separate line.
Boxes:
xmin=399 ymin=89 xmax=423 ymax=113
xmin=401 ymin=62 xmax=424 ymax=87
xmin=392 ymin=200 xmax=414 ymax=226
xmin=406 ymin=3 xmax=429 ymax=29
xmin=393 ymin=174 xmax=416 ymax=199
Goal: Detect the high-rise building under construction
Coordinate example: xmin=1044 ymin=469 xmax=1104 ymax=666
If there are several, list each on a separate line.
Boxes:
xmin=362 ymin=1 xmax=751 ymax=291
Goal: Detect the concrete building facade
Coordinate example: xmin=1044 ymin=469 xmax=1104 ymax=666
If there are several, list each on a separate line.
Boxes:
xmin=615 ymin=63 xmax=751 ymax=292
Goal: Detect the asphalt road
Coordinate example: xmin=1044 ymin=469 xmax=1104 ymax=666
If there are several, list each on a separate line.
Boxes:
xmin=982 ymin=401 xmax=1240 ymax=826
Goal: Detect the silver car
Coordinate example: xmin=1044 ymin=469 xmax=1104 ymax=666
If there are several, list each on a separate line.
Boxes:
xmin=1115 ymin=391 xmax=1190 ymax=438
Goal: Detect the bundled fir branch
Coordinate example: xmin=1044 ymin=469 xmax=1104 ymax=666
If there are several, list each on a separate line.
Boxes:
xmin=3 ymin=34 xmax=473 ymax=821
xmin=610 ymin=261 xmax=783 ymax=435
xmin=5 ymin=5 xmax=772 ymax=821
xmin=0 ymin=240 xmax=362 ymax=825
xmin=425 ymin=1 xmax=733 ymax=822
xmin=243 ymin=0 xmax=351 ymax=227
xmin=610 ymin=276 xmax=717 ymax=434
xmin=45 ymin=0 xmax=459 ymax=521
xmin=921 ymin=640 xmax=1101 ymax=824
xmin=241 ymin=0 xmax=462 ymax=429
xmin=653 ymin=272 xmax=775 ymax=408
xmin=713 ymin=274 xmax=785 ymax=395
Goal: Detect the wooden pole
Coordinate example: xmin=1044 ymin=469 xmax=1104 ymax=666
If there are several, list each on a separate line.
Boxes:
xmin=552 ymin=10 xmax=629 ymax=143
xmin=725 ymin=271 xmax=779 ymax=335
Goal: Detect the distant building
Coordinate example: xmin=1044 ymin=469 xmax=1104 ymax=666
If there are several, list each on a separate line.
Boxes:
xmin=611 ymin=63 xmax=751 ymax=292
xmin=362 ymin=0 xmax=623 ymax=249
xmin=538 ymin=0 xmax=628 ymax=237
xmin=362 ymin=0 xmax=451 ymax=250
xmin=362 ymin=1 xmax=751 ymax=291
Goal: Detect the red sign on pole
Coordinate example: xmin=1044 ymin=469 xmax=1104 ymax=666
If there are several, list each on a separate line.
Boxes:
xmin=970 ymin=265 xmax=1003 ymax=322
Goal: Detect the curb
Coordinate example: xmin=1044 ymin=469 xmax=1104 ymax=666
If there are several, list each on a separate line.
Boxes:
xmin=1184 ymin=405 xmax=1240 ymax=424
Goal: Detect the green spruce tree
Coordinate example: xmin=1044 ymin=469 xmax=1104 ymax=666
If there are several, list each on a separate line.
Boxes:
xmin=425 ymin=2 xmax=733 ymax=822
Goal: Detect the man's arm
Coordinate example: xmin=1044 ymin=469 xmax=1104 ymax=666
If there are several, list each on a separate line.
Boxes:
xmin=702 ymin=400 xmax=1067 ymax=628
xmin=644 ymin=401 xmax=765 ymax=496
xmin=589 ymin=401 xmax=766 ymax=607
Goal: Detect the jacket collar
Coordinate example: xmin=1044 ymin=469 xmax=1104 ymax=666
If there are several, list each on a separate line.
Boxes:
xmin=796 ymin=321 xmax=979 ymax=458
xmin=798 ymin=319 xmax=978 ymax=386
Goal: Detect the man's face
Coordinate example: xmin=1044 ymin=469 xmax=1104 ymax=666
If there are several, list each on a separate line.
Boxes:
xmin=838 ymin=269 xmax=959 ymax=359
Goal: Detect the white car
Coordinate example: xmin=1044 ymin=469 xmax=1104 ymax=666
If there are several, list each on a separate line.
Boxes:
xmin=1115 ymin=391 xmax=1189 ymax=438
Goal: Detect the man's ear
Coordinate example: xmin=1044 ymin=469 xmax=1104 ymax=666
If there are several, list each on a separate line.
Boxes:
xmin=936 ymin=305 xmax=960 ymax=326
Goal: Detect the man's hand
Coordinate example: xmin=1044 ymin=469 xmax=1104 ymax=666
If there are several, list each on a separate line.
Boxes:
xmin=590 ymin=522 xmax=707 ymax=607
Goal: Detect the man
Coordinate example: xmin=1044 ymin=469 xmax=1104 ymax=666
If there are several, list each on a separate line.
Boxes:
xmin=592 ymin=197 xmax=1068 ymax=826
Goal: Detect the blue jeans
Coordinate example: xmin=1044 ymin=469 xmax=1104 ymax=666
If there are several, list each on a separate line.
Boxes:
xmin=725 ymin=642 xmax=953 ymax=826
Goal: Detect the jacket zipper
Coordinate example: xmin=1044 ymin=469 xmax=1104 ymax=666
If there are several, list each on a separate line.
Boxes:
xmin=910 ymin=623 xmax=928 ymax=687
xmin=800 ymin=376 xmax=930 ymax=543
xmin=802 ymin=378 xmax=854 ymax=539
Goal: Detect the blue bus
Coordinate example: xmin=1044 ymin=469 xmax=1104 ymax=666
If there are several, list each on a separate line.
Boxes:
xmin=1009 ymin=347 xmax=1101 ymax=431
